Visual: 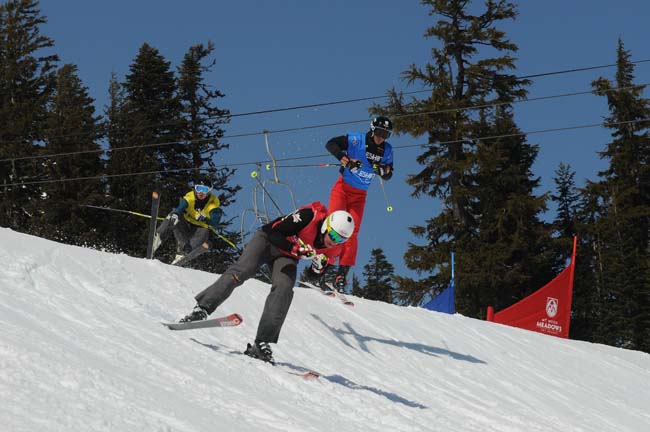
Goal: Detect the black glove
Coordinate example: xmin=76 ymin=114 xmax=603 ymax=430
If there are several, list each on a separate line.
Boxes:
xmin=195 ymin=212 xmax=207 ymax=223
xmin=373 ymin=163 xmax=390 ymax=176
xmin=341 ymin=157 xmax=362 ymax=173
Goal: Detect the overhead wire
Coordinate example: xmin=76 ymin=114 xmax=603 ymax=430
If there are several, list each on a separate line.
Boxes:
xmin=1 ymin=58 xmax=649 ymax=153
xmin=1 ymin=81 xmax=647 ymax=164
xmin=2 ymin=116 xmax=648 ymax=189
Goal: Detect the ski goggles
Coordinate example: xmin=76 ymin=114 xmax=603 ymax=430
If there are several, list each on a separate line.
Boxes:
xmin=325 ymin=218 xmax=349 ymax=244
xmin=373 ymin=127 xmax=391 ymax=140
xmin=194 ymin=184 xmax=212 ymax=194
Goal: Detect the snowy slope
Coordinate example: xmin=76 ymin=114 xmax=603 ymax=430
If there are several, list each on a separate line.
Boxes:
xmin=1 ymin=228 xmax=649 ymax=432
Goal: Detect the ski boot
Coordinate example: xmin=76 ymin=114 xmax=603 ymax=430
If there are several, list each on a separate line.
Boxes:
xmin=171 ymin=243 xmax=193 ymax=265
xmin=244 ymin=340 xmax=275 ymax=364
xmin=179 ymin=304 xmax=208 ymax=323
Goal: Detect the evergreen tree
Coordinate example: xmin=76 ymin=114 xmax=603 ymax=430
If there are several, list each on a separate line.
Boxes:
xmin=30 ymin=64 xmax=105 ymax=246
xmin=569 ymin=182 xmax=604 ymax=343
xmin=361 ymin=248 xmax=395 ymax=303
xmin=372 ymin=0 xmax=552 ymax=316
xmin=549 ymin=163 xmax=600 ymax=342
xmin=466 ymin=106 xmax=555 ymax=314
xmin=174 ymin=42 xmax=240 ymax=272
xmin=551 ymin=163 xmax=579 ymax=251
xmin=588 ymin=39 xmax=650 ymax=351
xmin=104 ymin=43 xmax=183 ymax=256
xmin=0 ymin=0 xmax=58 ymax=230
xmin=351 ymin=273 xmax=362 ymax=298
xmin=98 ymin=72 xmax=130 ymax=251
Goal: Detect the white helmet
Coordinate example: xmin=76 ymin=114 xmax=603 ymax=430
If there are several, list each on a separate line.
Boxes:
xmin=321 ymin=210 xmax=355 ymax=243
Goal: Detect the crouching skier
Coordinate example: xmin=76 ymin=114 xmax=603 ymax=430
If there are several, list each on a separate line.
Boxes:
xmin=178 ymin=201 xmax=355 ymax=364
xmin=153 ymin=180 xmax=223 ymax=265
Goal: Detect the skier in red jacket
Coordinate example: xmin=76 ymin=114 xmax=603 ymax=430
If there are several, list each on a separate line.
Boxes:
xmin=178 ymin=202 xmax=355 ymax=364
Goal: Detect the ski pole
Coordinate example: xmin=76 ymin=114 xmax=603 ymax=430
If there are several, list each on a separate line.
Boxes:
xmin=83 ymin=204 xmax=163 ymax=220
xmin=378 ymin=178 xmax=393 ymax=212
xmin=84 ymin=204 xmax=240 ymax=251
xmin=267 ymin=163 xmax=341 ymax=169
xmin=208 ymin=226 xmax=239 ymax=251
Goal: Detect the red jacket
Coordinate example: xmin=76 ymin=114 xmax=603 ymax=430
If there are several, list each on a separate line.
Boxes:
xmin=270 ymin=201 xmax=344 ymax=262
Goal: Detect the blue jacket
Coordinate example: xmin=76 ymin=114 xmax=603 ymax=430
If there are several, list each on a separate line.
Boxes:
xmin=339 ymin=133 xmax=394 ymax=191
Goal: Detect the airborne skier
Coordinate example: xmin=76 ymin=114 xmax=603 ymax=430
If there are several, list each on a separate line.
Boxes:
xmin=323 ymin=116 xmax=395 ymax=292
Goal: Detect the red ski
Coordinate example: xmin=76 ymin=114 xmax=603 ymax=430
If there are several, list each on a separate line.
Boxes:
xmin=162 ymin=313 xmax=243 ymax=331
xmin=284 ymin=370 xmax=320 ymax=379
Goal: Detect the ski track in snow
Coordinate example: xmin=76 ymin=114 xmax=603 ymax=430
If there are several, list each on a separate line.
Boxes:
xmin=1 ymin=228 xmax=650 ymax=432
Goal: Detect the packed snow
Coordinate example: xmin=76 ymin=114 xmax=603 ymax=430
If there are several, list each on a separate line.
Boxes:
xmin=1 ymin=228 xmax=649 ymax=431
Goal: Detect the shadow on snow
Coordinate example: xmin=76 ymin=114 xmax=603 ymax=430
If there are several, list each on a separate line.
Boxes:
xmin=311 ymin=313 xmax=486 ymax=364
xmin=190 ymin=338 xmax=428 ymax=409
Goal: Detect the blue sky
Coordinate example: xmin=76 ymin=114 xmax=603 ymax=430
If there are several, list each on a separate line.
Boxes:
xmin=39 ymin=1 xmax=650 ymax=285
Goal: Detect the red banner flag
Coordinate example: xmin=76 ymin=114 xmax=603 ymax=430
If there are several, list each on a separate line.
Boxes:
xmin=487 ymin=237 xmax=577 ymax=338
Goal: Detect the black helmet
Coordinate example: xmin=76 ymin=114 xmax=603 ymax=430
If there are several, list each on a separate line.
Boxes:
xmin=370 ymin=116 xmax=393 ymax=139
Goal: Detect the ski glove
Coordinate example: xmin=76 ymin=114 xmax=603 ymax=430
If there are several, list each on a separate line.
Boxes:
xmin=195 ymin=212 xmax=207 ymax=222
xmin=341 ymin=156 xmax=362 ymax=173
xmin=290 ymin=242 xmax=315 ymax=259
xmin=311 ymin=253 xmax=328 ymax=274
xmin=167 ymin=213 xmax=180 ymax=226
xmin=373 ymin=163 xmax=390 ymax=177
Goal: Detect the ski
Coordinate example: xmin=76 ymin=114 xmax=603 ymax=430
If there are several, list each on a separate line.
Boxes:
xmin=234 ymin=349 xmax=320 ymax=380
xmin=162 ymin=313 xmax=243 ymax=330
xmin=298 ymin=280 xmax=354 ymax=307
xmin=172 ymin=242 xmax=210 ymax=267
xmin=324 ymin=282 xmax=355 ymax=307
xmin=146 ymin=190 xmax=161 ymax=259
xmin=283 ymin=369 xmax=320 ymax=379
xmin=298 ymin=280 xmax=335 ymax=297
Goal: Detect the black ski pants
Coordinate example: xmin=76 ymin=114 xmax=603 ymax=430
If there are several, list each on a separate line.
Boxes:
xmin=194 ymin=230 xmax=298 ymax=344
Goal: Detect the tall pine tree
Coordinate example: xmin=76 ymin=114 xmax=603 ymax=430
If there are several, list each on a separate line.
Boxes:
xmin=175 ymin=42 xmax=240 ymax=273
xmin=467 ymin=106 xmax=555 ymax=315
xmin=588 ymin=39 xmax=650 ymax=351
xmin=0 ymin=0 xmax=57 ymax=231
xmin=372 ymin=0 xmax=553 ymax=316
xmin=104 ymin=43 xmax=184 ymax=256
xmin=31 ymin=64 xmax=105 ymax=246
